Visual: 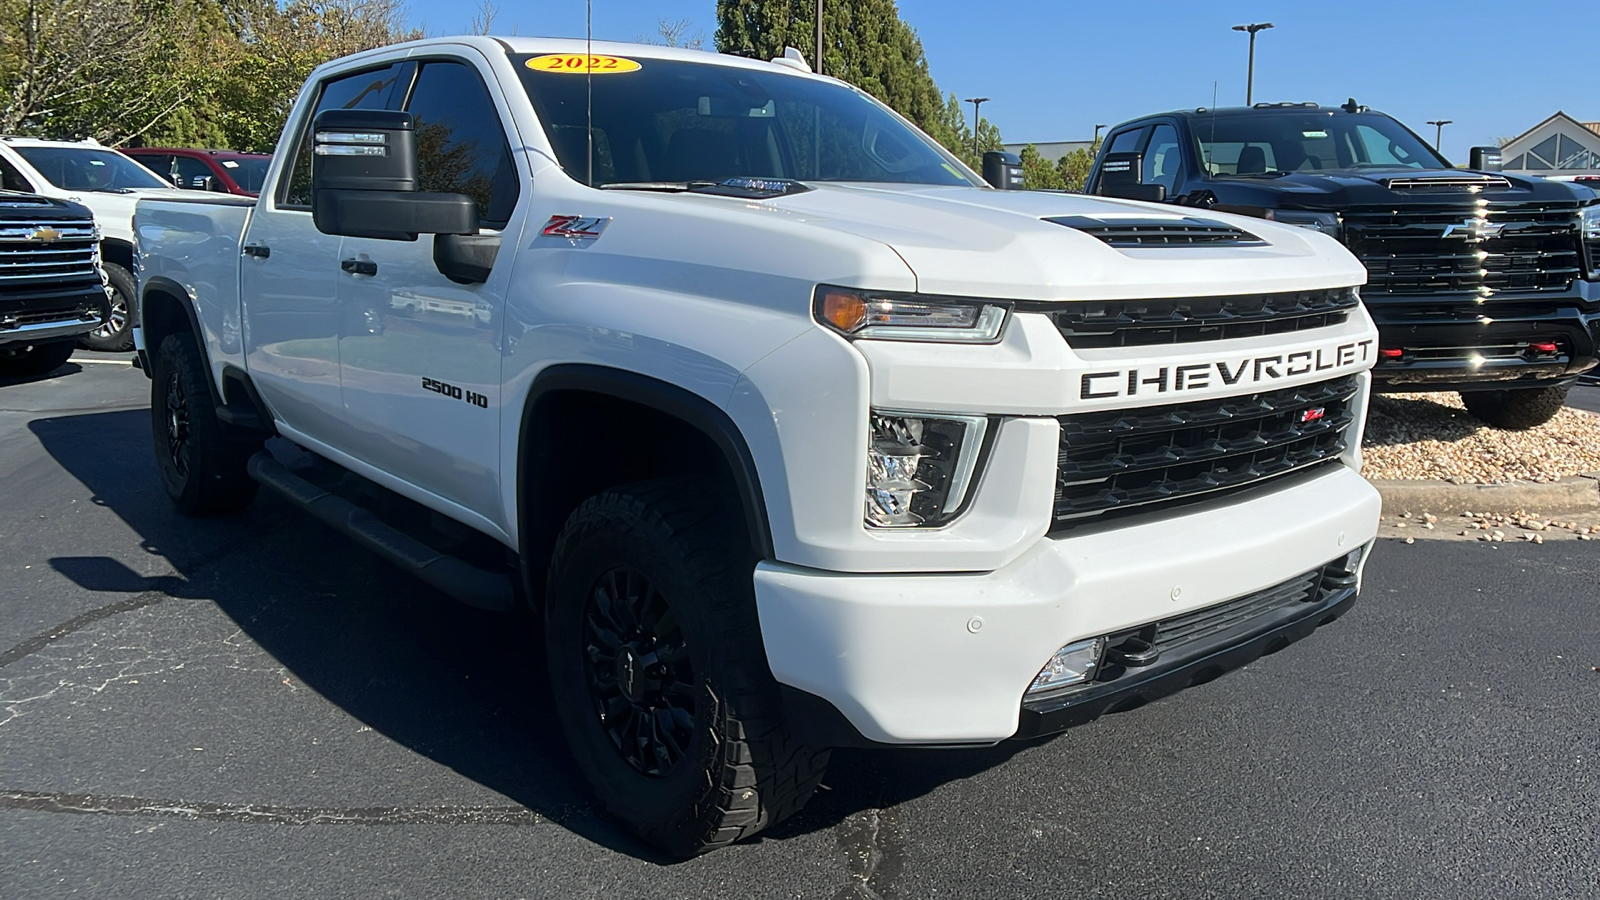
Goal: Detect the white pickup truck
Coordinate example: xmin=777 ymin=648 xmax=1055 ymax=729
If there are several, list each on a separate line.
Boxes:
xmin=134 ymin=37 xmax=1382 ymax=856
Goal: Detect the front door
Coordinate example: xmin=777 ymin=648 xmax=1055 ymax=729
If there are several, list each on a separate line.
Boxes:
xmin=242 ymin=61 xmax=409 ymax=446
xmin=333 ymin=54 xmax=524 ymax=521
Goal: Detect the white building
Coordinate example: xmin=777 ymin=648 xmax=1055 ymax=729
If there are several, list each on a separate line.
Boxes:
xmin=1499 ymin=112 xmax=1600 ymax=180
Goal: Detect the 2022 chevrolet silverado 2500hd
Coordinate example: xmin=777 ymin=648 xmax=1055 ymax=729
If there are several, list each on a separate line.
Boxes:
xmin=0 ymin=137 xmax=190 ymax=352
xmin=1086 ymin=102 xmax=1600 ymax=429
xmin=0 ymin=192 xmax=108 ymax=378
xmin=133 ymin=38 xmax=1382 ymax=856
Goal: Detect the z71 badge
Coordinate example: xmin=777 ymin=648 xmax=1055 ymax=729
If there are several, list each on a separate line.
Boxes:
xmin=541 ymin=215 xmax=611 ymax=240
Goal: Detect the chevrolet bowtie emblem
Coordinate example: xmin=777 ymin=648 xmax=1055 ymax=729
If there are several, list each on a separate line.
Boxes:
xmin=1440 ymin=217 xmax=1503 ymax=240
xmin=29 ymin=226 xmax=62 ymax=243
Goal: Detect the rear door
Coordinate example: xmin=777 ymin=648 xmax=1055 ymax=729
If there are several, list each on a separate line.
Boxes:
xmin=332 ymin=53 xmax=523 ymax=518
xmin=241 ymin=61 xmax=410 ymax=442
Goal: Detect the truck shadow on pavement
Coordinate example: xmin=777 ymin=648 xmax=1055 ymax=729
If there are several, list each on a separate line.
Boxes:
xmin=29 ymin=408 xmax=1041 ymax=862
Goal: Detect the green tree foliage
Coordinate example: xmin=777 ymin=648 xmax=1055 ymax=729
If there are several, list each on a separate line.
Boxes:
xmin=0 ymin=0 xmax=417 ymax=150
xmin=716 ymin=0 xmax=994 ymax=164
xmin=1015 ymin=141 xmax=1100 ymax=192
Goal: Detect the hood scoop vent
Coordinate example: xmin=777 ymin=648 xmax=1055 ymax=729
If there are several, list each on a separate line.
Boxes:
xmin=1045 ymin=215 xmax=1266 ymax=247
xmin=1381 ymin=174 xmax=1511 ymax=192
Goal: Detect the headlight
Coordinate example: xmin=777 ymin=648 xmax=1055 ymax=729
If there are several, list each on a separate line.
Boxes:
xmin=1264 ymin=209 xmax=1342 ymax=240
xmin=815 ymin=286 xmax=1009 ymax=343
xmin=1583 ymin=205 xmax=1600 ymax=274
xmin=865 ymin=412 xmax=988 ymax=527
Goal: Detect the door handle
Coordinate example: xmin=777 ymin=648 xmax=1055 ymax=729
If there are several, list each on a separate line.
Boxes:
xmin=341 ymin=258 xmax=377 ymax=276
xmin=242 ymin=243 xmax=270 ymax=259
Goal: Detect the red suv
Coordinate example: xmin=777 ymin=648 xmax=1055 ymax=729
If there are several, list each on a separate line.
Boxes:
xmin=123 ymin=148 xmax=272 ymax=198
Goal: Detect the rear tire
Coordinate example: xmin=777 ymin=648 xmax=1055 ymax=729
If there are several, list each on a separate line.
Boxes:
xmin=1460 ymin=385 xmax=1569 ymax=430
xmin=151 ymin=333 xmax=259 ymax=514
xmin=545 ymin=477 xmax=828 ymax=857
xmin=0 ymin=340 xmax=75 ymax=378
xmin=80 ymin=262 xmax=136 ymax=352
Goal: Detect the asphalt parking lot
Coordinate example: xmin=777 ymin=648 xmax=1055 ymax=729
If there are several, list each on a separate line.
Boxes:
xmin=3 ymin=355 xmax=1599 ymax=899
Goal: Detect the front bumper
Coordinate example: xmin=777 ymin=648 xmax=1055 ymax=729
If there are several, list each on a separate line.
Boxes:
xmin=756 ymin=464 xmax=1381 ymax=746
xmin=1367 ymin=283 xmax=1600 ymax=391
xmin=0 ymin=283 xmax=108 ymax=348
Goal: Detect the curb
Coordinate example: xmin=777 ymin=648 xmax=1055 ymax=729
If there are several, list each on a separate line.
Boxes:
xmin=1370 ymin=473 xmax=1600 ymax=517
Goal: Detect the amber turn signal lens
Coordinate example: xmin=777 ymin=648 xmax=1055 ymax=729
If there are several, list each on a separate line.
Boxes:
xmin=820 ymin=289 xmax=867 ymax=332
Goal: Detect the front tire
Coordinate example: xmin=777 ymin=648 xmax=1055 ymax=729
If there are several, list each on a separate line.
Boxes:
xmin=0 ymin=340 xmax=75 ymax=378
xmin=545 ymin=477 xmax=828 ymax=857
xmin=81 ymin=262 xmax=136 ymax=352
xmin=151 ymin=333 xmax=259 ymax=514
xmin=1461 ymin=384 xmax=1569 ymax=430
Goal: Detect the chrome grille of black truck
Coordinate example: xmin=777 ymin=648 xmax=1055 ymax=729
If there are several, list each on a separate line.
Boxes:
xmin=1343 ymin=203 xmax=1584 ymax=298
xmin=1051 ymin=375 xmax=1359 ymax=529
xmin=0 ymin=219 xmax=100 ymax=290
xmin=1023 ymin=288 xmax=1359 ymax=349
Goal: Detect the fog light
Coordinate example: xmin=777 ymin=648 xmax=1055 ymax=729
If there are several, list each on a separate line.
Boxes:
xmin=1026 ymin=637 xmax=1104 ymax=699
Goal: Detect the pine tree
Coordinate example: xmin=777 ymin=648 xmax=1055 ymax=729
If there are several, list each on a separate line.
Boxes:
xmin=715 ymin=0 xmax=988 ymax=162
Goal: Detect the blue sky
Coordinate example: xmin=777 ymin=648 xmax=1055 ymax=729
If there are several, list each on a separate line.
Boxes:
xmin=404 ymin=0 xmax=1592 ymax=163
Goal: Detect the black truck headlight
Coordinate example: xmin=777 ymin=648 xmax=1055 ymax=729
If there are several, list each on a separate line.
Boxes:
xmin=1583 ymin=204 xmax=1600 ymax=276
xmin=816 ymin=286 xmax=1009 ymax=344
xmin=865 ymin=413 xmax=988 ymax=528
xmin=1264 ymin=209 xmax=1342 ymax=240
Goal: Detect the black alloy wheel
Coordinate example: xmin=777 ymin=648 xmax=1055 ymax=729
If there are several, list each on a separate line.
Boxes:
xmin=583 ymin=567 xmax=697 ymax=777
xmin=164 ymin=366 xmax=192 ymax=479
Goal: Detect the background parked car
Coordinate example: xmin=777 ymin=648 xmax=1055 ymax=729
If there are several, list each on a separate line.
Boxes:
xmin=123 ymin=148 xmax=272 ymax=198
xmin=0 ymin=193 xmax=109 ymax=378
xmin=0 ymin=137 xmax=190 ymax=352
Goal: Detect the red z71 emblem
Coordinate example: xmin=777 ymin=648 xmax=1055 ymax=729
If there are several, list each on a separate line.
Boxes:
xmin=541 ymin=214 xmax=610 ymax=239
xmin=1299 ymin=407 xmax=1326 ymax=424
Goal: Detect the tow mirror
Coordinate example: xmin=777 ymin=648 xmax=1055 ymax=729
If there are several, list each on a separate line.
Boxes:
xmin=311 ymin=109 xmax=477 ymax=241
xmin=1469 ymin=146 xmax=1503 ymax=172
xmin=982 ymin=151 xmax=1025 ymax=190
xmin=1096 ymin=151 xmax=1166 ymax=203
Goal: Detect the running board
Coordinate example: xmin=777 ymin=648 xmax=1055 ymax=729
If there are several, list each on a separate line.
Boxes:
xmin=246 ymin=452 xmax=516 ymax=611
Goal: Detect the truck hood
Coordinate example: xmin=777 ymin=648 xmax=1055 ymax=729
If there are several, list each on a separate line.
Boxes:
xmin=745 ymin=183 xmax=1365 ymax=300
xmin=1209 ymin=167 xmax=1590 ymax=209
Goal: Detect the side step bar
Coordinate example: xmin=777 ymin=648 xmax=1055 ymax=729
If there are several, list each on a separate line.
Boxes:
xmin=247 ymin=452 xmax=516 ymax=611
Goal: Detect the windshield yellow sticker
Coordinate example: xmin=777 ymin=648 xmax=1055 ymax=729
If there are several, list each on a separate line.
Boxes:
xmin=526 ymin=54 xmax=641 ymax=74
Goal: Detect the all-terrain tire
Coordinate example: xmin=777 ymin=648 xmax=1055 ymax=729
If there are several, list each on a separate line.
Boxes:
xmin=80 ymin=262 xmax=136 ymax=352
xmin=545 ymin=477 xmax=829 ymax=857
xmin=0 ymin=340 xmax=75 ymax=378
xmin=151 ymin=333 xmax=260 ymax=514
xmin=1460 ymin=384 xmax=1569 ymax=430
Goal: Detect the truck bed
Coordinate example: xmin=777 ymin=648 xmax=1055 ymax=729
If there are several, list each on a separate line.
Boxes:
xmin=134 ymin=194 xmax=257 ymax=381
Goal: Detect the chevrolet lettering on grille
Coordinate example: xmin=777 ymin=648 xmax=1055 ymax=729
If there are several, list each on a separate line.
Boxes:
xmin=1079 ymin=339 xmax=1374 ymax=401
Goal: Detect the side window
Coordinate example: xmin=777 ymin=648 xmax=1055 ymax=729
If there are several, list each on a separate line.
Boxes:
xmin=173 ymin=156 xmax=214 ymax=190
xmin=1106 ymin=127 xmax=1146 ymax=156
xmin=280 ymin=63 xmax=408 ymax=208
xmin=0 ymin=154 xmax=36 ymax=192
xmin=1142 ymin=124 xmax=1182 ymax=193
xmin=404 ymin=60 xmax=520 ymax=228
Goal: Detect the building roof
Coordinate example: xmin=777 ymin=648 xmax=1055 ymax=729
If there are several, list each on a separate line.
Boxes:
xmin=1502 ymin=111 xmax=1596 ymax=149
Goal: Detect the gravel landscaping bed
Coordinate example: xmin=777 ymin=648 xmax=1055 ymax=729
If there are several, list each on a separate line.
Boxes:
xmin=1363 ymin=392 xmax=1600 ymax=484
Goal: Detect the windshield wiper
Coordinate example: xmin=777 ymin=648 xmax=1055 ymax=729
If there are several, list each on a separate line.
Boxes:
xmin=598 ymin=181 xmax=718 ymax=192
xmin=82 ymin=186 xmax=136 ymax=194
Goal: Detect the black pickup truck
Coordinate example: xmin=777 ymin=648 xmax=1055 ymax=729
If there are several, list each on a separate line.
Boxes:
xmin=0 ymin=192 xmax=107 ymax=378
xmin=1086 ymin=101 xmax=1600 ymax=428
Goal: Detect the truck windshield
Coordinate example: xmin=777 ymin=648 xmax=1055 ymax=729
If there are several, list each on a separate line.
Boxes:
xmin=13 ymin=146 xmax=169 ymax=191
xmin=1195 ymin=112 xmax=1450 ymax=176
xmin=512 ymin=54 xmax=978 ymax=188
xmin=221 ymin=157 xmax=271 ymax=193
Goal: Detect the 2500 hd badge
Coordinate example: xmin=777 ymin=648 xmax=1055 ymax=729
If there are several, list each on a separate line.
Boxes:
xmin=1080 ymin=338 xmax=1375 ymax=400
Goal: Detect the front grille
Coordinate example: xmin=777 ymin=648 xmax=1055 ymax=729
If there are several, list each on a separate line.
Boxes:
xmin=0 ymin=219 xmax=99 ymax=290
xmin=1344 ymin=203 xmax=1584 ymax=298
xmin=1026 ymin=288 xmax=1359 ymax=349
xmin=1046 ymin=215 xmax=1265 ymax=247
xmin=1052 ymin=375 xmax=1359 ymax=528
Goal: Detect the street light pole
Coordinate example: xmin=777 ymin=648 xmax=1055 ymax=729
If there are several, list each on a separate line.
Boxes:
xmin=965 ymin=97 xmax=989 ymax=160
xmin=1094 ymin=123 xmax=1106 ymax=146
xmin=1231 ymin=22 xmax=1274 ymax=105
xmin=1426 ymin=119 xmax=1453 ymax=150
xmin=815 ymin=0 xmax=823 ymax=76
